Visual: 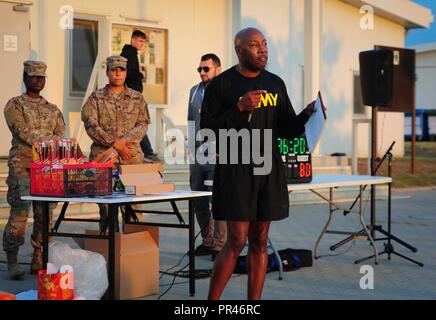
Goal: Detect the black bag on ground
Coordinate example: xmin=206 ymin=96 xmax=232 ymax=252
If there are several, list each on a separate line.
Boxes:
xmin=233 ymin=248 xmax=313 ymax=274
xmin=277 ymin=248 xmax=313 ymax=271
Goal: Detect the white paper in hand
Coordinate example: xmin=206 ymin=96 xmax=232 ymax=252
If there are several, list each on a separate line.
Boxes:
xmin=304 ymin=91 xmax=326 ymax=152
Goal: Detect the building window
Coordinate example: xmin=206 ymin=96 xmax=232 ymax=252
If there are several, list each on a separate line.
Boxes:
xmin=70 ymin=19 xmax=98 ymax=97
xmin=353 ymin=73 xmax=365 ymax=115
xmin=112 ymin=24 xmax=168 ymax=104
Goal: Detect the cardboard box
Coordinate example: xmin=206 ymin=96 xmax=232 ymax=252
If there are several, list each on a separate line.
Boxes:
xmin=123 ymin=224 xmax=159 ymax=247
xmin=119 ymin=164 xmax=175 ymax=195
xmin=120 ymin=163 xmax=165 ymax=174
xmin=84 ymin=229 xmax=159 ymax=300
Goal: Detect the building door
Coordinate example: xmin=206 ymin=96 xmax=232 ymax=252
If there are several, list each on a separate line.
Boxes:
xmin=64 ymin=14 xmax=109 ymax=152
xmin=0 ymin=2 xmax=30 ymax=157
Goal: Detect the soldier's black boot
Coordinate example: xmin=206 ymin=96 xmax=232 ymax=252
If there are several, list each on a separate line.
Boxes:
xmin=6 ymin=251 xmax=25 ymax=280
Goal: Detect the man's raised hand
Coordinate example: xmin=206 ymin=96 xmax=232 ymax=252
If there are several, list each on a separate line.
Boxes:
xmin=237 ymin=90 xmax=267 ymax=112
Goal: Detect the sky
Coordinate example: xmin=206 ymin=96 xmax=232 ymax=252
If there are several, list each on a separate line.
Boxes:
xmin=406 ymin=0 xmax=436 ymax=46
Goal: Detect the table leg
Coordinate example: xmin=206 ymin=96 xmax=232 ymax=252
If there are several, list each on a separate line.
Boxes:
xmin=189 ymin=199 xmax=195 ymax=296
xmin=359 ymin=185 xmax=378 ymax=264
xmin=314 ymin=188 xmax=334 ymax=259
xmin=108 ymin=204 xmax=117 ymax=300
xmin=42 ymin=201 xmax=49 ymax=269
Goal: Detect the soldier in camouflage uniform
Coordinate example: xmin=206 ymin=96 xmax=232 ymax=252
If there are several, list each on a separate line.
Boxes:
xmin=81 ymin=56 xmax=150 ymax=232
xmin=3 ymin=61 xmax=65 ymax=279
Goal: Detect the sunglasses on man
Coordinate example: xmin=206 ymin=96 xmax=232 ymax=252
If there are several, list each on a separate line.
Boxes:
xmin=197 ymin=66 xmax=215 ymax=73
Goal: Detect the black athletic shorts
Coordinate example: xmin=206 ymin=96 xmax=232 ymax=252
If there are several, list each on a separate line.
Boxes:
xmin=212 ymin=157 xmax=290 ymax=221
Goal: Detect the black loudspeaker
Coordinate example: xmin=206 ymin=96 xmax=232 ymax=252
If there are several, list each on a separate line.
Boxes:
xmin=359 ymin=49 xmax=394 ymax=107
xmin=376 ymin=46 xmax=415 ymax=113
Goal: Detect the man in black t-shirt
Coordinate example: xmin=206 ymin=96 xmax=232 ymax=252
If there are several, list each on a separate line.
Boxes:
xmin=201 ymin=27 xmax=319 ymax=300
xmin=121 ymin=30 xmax=147 ymax=93
xmin=121 ymin=30 xmax=160 ymax=163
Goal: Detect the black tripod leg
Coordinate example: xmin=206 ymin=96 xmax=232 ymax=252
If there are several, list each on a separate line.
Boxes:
xmin=374 ymin=226 xmax=417 ymax=253
xmin=391 ymin=251 xmax=424 ymax=267
xmin=356 ymin=248 xmax=423 ymax=267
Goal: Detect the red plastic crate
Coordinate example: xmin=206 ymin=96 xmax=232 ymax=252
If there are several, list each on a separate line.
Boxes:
xmin=30 ymin=162 xmax=113 ymax=197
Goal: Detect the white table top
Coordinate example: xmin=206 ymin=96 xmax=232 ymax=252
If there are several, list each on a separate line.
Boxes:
xmin=287 ymin=174 xmax=391 ymax=191
xmin=205 ymin=174 xmax=391 ymax=190
xmin=23 ymin=175 xmax=390 ymax=203
xmin=22 ymin=191 xmax=212 ymax=204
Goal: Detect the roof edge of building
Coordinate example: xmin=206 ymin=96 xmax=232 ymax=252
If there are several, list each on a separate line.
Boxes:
xmin=409 ymin=42 xmax=436 ymax=53
xmin=339 ymin=0 xmax=433 ymax=29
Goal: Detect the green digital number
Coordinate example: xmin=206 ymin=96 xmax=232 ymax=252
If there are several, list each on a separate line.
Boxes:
xmin=293 ymin=138 xmax=300 ymax=155
xmin=283 ymin=138 xmax=289 ymax=155
xmin=300 ymin=138 xmax=306 ymax=154
xmin=279 ymin=138 xmax=307 ymax=155
xmin=278 ymin=138 xmax=283 ymax=155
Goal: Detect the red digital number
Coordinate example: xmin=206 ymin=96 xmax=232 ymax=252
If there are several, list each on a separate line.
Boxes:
xmin=306 ymin=163 xmax=311 ymax=177
xmin=300 ymin=164 xmax=306 ymax=177
xmin=299 ymin=163 xmax=311 ymax=178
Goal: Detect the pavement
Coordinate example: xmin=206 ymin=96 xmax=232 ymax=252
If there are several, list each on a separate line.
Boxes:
xmin=0 ymin=188 xmax=435 ymax=300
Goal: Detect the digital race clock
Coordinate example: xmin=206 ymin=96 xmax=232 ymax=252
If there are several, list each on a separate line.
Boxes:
xmin=278 ymin=136 xmax=312 ymax=184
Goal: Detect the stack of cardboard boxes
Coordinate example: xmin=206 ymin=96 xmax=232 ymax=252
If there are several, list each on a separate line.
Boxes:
xmin=119 ymin=163 xmax=175 ymax=195
xmin=85 ymin=163 xmax=175 ymax=299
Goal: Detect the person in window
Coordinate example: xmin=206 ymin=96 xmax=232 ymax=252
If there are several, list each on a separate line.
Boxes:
xmin=121 ymin=30 xmax=160 ymax=163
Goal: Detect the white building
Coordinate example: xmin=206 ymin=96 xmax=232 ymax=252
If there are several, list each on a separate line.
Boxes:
xmin=411 ymin=42 xmax=436 ymax=111
xmin=0 ymin=0 xmax=433 ymax=159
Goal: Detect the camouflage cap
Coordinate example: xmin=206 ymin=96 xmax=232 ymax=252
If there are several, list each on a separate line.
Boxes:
xmin=23 ymin=60 xmax=47 ymax=77
xmin=107 ymin=56 xmax=127 ymax=70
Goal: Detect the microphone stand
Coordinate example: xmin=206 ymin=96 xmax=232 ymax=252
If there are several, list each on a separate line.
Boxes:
xmin=330 ymin=141 xmax=422 ymax=266
xmin=330 ymin=141 xmax=395 ymax=251
xmin=354 ymin=145 xmax=423 ymax=266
